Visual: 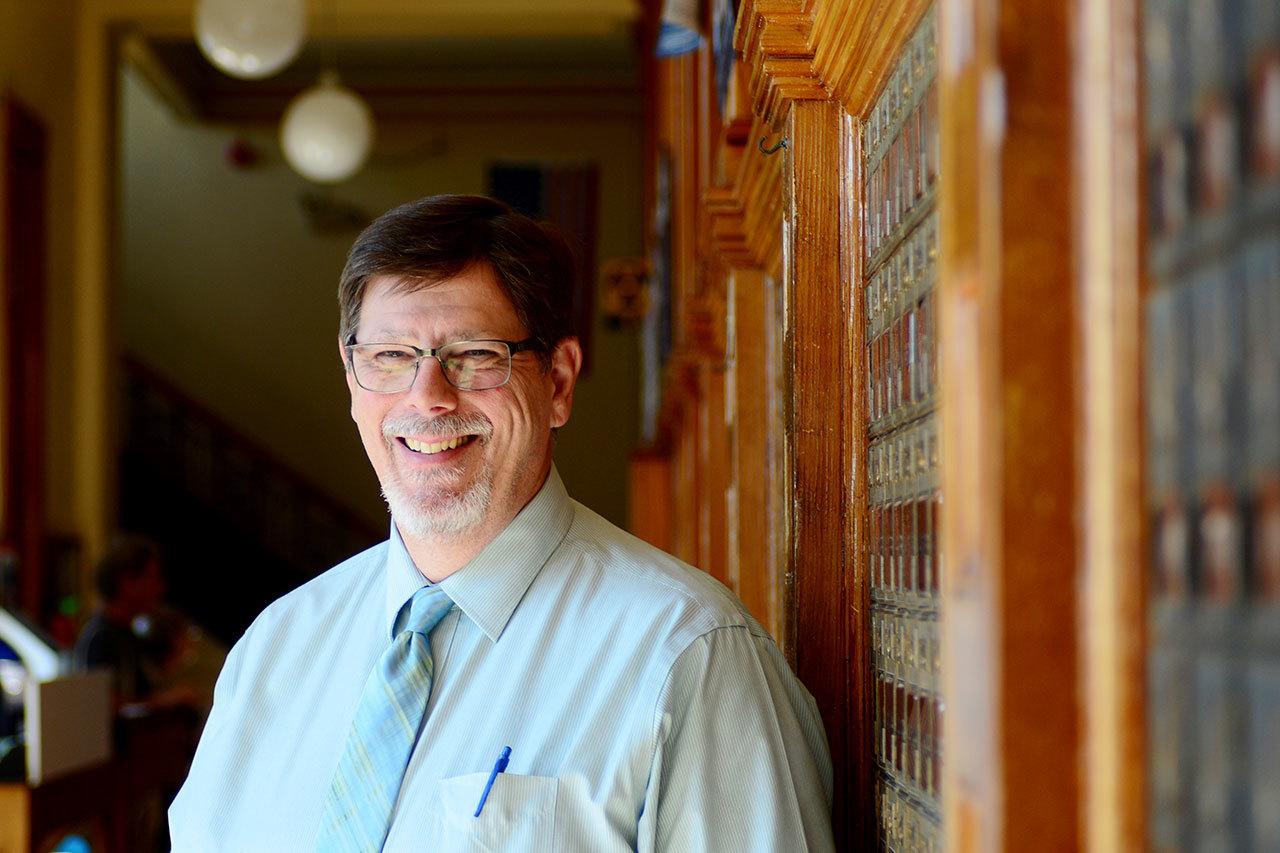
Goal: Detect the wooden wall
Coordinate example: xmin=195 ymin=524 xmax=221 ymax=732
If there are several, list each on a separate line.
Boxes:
xmin=625 ymin=0 xmax=1257 ymax=850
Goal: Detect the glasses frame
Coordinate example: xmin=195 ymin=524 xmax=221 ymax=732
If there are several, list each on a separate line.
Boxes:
xmin=344 ymin=336 xmax=542 ymax=393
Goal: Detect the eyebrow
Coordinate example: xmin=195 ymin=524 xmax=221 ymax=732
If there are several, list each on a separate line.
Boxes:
xmin=357 ymin=328 xmax=494 ymax=344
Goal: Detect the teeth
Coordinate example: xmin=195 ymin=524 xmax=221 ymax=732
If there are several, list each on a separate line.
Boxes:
xmin=404 ymin=435 xmax=469 ymax=454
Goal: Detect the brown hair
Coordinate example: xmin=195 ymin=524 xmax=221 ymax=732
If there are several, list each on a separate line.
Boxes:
xmin=338 ymin=194 xmax=576 ymax=366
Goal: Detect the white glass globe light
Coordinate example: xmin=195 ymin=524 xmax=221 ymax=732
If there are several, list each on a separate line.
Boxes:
xmin=280 ymin=75 xmax=375 ymax=184
xmin=195 ymin=0 xmax=307 ymax=80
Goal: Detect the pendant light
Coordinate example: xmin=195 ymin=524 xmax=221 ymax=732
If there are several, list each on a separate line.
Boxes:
xmin=195 ymin=0 xmax=307 ymax=80
xmin=280 ymin=71 xmax=375 ymax=184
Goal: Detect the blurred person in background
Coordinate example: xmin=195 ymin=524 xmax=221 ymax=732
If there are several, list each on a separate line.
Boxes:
xmin=74 ymin=535 xmax=201 ymax=714
xmin=76 ymin=534 xmax=214 ymax=852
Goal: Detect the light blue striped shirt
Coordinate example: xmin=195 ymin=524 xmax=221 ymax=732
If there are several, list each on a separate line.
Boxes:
xmin=169 ymin=468 xmax=834 ymax=851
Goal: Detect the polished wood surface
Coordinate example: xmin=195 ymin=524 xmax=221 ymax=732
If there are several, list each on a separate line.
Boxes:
xmin=840 ymin=107 xmax=875 ymax=852
xmin=628 ymin=450 xmax=673 ymax=553
xmin=644 ymin=0 xmax=1160 ymax=848
xmin=784 ymin=96 xmax=851 ymax=844
xmin=1075 ymin=0 xmax=1147 ymax=849
xmin=938 ymin=0 xmax=1085 ymax=848
xmin=729 ymin=267 xmax=776 ymax=630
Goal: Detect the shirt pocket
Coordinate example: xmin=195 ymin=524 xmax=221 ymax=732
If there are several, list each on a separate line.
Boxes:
xmin=431 ymin=771 xmax=558 ymax=852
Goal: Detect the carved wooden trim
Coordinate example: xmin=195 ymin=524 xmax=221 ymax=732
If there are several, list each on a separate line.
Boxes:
xmin=735 ymin=0 xmax=822 ymax=124
xmin=736 ymin=0 xmax=936 ymax=124
xmin=705 ymin=111 xmax=784 ymax=272
xmin=705 ymin=186 xmax=751 ymax=267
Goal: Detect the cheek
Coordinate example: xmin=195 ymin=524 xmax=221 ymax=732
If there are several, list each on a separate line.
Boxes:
xmin=351 ymin=398 xmax=390 ymax=447
xmin=485 ymin=383 xmax=550 ymax=444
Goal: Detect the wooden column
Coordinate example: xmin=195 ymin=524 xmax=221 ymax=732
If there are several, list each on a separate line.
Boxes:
xmin=938 ymin=0 xmax=1082 ymax=848
xmin=838 ymin=106 xmax=875 ymax=852
xmin=1075 ymin=0 xmax=1146 ymax=848
xmin=730 ymin=266 xmax=774 ymax=626
xmin=783 ymin=97 xmax=852 ymax=846
xmin=705 ymin=107 xmax=785 ymax=636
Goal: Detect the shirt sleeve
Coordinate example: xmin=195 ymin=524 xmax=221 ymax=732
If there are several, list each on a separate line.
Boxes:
xmin=637 ymin=626 xmax=835 ymax=852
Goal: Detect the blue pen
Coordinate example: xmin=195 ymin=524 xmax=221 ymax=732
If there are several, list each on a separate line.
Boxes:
xmin=474 ymin=745 xmax=512 ymax=817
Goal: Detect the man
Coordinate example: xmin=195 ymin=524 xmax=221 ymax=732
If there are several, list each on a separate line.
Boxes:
xmin=169 ymin=195 xmax=833 ymax=851
xmin=75 ymin=535 xmax=200 ymax=714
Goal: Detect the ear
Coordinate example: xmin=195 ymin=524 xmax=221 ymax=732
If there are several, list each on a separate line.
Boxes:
xmin=548 ymin=337 xmax=583 ymax=429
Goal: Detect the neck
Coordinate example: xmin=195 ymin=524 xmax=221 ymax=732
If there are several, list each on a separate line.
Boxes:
xmin=399 ymin=465 xmax=552 ymax=583
xmin=400 ymin=522 xmax=501 ymax=583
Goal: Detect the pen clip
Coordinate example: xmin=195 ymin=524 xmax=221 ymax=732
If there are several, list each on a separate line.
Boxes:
xmin=474 ymin=745 xmax=512 ymax=817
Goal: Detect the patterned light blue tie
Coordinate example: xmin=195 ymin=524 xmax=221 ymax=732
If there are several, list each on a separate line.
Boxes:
xmin=314 ymin=585 xmax=453 ymax=852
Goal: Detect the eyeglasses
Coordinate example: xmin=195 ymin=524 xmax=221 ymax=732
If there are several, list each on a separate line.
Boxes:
xmin=345 ymin=338 xmax=541 ymax=393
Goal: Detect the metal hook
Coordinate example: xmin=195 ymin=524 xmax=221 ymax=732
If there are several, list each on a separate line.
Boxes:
xmin=758 ymin=135 xmax=788 ymax=155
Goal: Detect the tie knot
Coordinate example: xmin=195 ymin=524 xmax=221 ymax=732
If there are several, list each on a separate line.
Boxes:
xmin=403 ymin=586 xmax=453 ymax=637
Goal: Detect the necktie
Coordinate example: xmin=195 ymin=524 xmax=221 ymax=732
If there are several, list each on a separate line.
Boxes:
xmin=314 ymin=585 xmax=453 ymax=852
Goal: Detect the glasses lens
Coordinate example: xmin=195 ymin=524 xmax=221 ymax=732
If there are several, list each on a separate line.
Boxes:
xmin=438 ymin=341 xmax=512 ymax=390
xmin=349 ymin=344 xmax=419 ymax=392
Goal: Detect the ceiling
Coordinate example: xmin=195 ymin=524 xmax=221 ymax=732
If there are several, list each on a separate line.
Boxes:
xmin=125 ymin=26 xmax=643 ymax=123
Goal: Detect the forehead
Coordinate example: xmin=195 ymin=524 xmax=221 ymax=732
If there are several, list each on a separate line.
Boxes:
xmin=357 ymin=266 xmax=523 ymax=340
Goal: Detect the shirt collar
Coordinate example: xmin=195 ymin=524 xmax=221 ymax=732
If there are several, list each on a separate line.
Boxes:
xmin=384 ymin=466 xmax=575 ymax=642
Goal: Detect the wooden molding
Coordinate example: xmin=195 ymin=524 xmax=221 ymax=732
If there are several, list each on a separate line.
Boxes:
xmin=811 ymin=0 xmax=933 ymax=116
xmin=735 ymin=0 xmax=823 ymax=124
xmin=705 ymin=110 xmax=785 ymax=272
xmin=705 ymin=186 xmax=752 ymax=266
xmin=686 ymin=293 xmax=728 ymax=364
xmin=736 ymin=0 xmax=936 ymax=124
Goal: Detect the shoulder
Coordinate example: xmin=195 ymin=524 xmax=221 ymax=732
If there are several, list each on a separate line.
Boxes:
xmin=232 ymin=540 xmax=388 ymax=652
xmin=557 ymin=502 xmax=767 ymax=648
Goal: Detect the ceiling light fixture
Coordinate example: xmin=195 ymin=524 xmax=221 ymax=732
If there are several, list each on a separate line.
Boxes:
xmin=280 ymin=71 xmax=375 ymax=184
xmin=195 ymin=0 xmax=308 ymax=80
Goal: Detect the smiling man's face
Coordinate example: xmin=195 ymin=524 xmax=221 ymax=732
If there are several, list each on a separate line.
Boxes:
xmin=343 ymin=264 xmax=579 ymax=543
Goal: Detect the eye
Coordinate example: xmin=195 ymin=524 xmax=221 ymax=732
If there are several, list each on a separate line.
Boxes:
xmin=360 ymin=346 xmax=417 ymax=370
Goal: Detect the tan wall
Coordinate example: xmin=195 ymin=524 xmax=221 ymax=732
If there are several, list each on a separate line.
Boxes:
xmin=119 ymin=67 xmax=642 ymax=531
xmin=0 ymin=1 xmax=79 ymax=535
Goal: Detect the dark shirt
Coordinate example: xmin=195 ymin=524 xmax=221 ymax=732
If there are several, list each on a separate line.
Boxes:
xmin=74 ymin=612 xmax=153 ymax=703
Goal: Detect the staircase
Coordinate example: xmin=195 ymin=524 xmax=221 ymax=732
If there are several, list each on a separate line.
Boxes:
xmin=119 ymin=356 xmax=382 ymax=644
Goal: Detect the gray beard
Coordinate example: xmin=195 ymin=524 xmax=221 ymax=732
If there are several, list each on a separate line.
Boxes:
xmin=378 ymin=411 xmax=495 ymax=541
xmin=382 ymin=470 xmax=492 ymax=540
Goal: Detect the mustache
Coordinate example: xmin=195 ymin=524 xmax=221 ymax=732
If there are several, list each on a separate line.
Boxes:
xmin=382 ymin=412 xmax=493 ymax=442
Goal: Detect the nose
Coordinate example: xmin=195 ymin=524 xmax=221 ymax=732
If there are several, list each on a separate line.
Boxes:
xmin=403 ymin=355 xmax=459 ymax=414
